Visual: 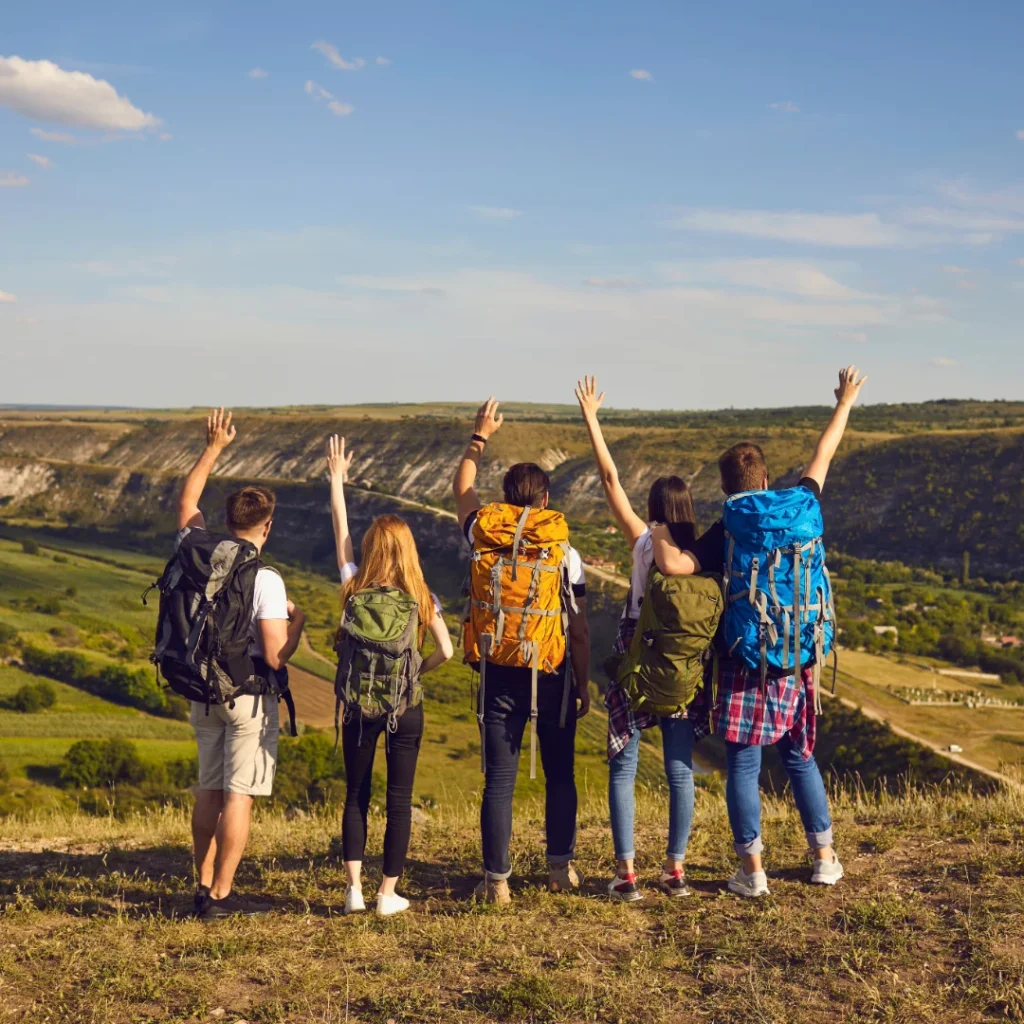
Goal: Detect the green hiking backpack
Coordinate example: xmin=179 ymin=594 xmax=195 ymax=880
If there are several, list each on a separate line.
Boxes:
xmin=616 ymin=569 xmax=723 ymax=716
xmin=334 ymin=586 xmax=423 ymax=737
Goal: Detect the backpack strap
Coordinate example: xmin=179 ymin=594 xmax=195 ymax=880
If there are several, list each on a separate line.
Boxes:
xmin=509 ymin=505 xmax=531 ymax=582
xmin=478 ymin=632 xmax=491 ymax=774
xmin=792 ymin=544 xmax=803 ymax=689
xmin=529 ymin=640 xmax=539 ymax=780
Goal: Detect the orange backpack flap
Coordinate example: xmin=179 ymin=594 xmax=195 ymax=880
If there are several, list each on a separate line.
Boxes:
xmin=463 ymin=504 xmax=570 ymax=673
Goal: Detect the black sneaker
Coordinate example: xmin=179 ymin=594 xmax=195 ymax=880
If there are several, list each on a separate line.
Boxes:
xmin=607 ymin=873 xmax=643 ymax=902
xmin=198 ymin=893 xmax=269 ymax=920
xmin=193 ymin=884 xmax=211 ymax=917
xmin=659 ymin=870 xmax=692 ymax=898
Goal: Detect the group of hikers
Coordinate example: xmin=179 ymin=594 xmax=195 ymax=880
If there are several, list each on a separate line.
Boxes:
xmin=152 ymin=365 xmax=867 ymax=920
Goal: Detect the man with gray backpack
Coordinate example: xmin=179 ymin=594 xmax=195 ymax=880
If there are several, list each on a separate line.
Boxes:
xmin=653 ymin=366 xmax=868 ymax=897
xmin=155 ymin=408 xmax=305 ymax=920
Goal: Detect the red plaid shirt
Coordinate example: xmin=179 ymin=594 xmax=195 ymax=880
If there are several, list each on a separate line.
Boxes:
xmin=711 ymin=658 xmax=817 ymax=759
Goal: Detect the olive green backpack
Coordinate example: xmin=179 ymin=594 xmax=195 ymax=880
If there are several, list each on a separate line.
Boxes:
xmin=616 ymin=569 xmax=723 ymax=716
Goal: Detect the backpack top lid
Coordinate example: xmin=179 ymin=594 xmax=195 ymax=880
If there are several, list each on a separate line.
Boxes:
xmin=471 ymin=503 xmax=569 ymax=549
xmin=175 ymin=529 xmax=258 ymax=596
xmin=342 ymin=586 xmax=419 ymax=644
xmin=723 ymin=488 xmax=823 ymax=552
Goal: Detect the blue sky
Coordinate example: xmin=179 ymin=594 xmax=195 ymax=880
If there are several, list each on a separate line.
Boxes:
xmin=2 ymin=0 xmax=1023 ymax=409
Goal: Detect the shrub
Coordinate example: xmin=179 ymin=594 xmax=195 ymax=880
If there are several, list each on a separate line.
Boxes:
xmin=60 ymin=738 xmax=148 ymax=789
xmin=9 ymin=681 xmax=57 ymax=713
xmin=20 ymin=537 xmax=40 ymax=556
xmin=0 ymin=622 xmax=18 ymax=658
xmin=0 ymin=759 xmax=9 ymax=783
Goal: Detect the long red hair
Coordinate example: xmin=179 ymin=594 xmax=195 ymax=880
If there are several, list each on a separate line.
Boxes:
xmin=341 ymin=514 xmax=434 ymax=644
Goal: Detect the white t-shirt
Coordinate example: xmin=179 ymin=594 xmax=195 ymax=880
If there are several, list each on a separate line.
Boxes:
xmin=250 ymin=567 xmax=289 ymax=657
xmin=625 ymin=527 xmax=655 ymax=620
xmin=340 ymin=561 xmax=443 ymax=621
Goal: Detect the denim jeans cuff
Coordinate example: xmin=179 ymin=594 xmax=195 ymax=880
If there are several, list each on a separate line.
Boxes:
xmin=806 ymin=827 xmax=833 ymax=850
xmin=614 ymin=850 xmax=635 ymax=863
xmin=546 ymin=852 xmax=574 ymax=867
xmin=666 ymin=851 xmax=686 ymax=863
xmin=485 ymin=868 xmax=512 ymax=882
xmin=733 ymin=835 xmax=763 ymax=857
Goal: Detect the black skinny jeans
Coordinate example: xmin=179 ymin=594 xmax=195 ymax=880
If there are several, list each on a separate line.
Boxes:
xmin=479 ymin=665 xmax=577 ymax=880
xmin=341 ymin=703 xmax=424 ymax=878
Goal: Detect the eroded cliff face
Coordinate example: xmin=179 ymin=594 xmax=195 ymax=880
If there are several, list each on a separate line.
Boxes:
xmin=2 ymin=412 xmax=1022 ymax=578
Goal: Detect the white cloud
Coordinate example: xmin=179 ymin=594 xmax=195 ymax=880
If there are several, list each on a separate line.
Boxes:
xmin=159 ymin=132 xmax=172 ymax=142
xmin=768 ymin=101 xmax=800 ymax=113
xmin=0 ymin=55 xmax=160 ymax=131
xmin=670 ymin=208 xmax=915 ymax=247
xmin=955 ymin=278 xmax=978 ymax=291
xmin=930 ymin=357 xmax=957 ymax=368
xmin=0 ymin=290 xmax=16 ymax=303
xmin=584 ymin=277 xmax=640 ymax=289
xmin=659 ymin=259 xmax=869 ymax=300
xmin=1017 ymin=130 xmax=1024 ymax=141
xmin=247 ymin=67 xmax=268 ymax=79
xmin=835 ymin=330 xmax=868 ymax=344
xmin=629 ymin=69 xmax=653 ymax=81
xmin=311 ymin=41 xmax=365 ymax=71
xmin=941 ymin=265 xmax=972 ymax=274
xmin=30 ymin=126 xmax=81 ymax=144
xmin=376 ymin=56 xmax=392 ymax=66
xmin=305 ymin=80 xmax=353 ymax=117
xmin=26 ymin=152 xmax=52 ymax=169
xmin=15 ymin=314 xmax=37 ymax=324
xmin=470 ymin=205 xmax=523 ymax=221
xmin=1017 ymin=257 xmax=1024 ymax=266
xmin=0 ymin=171 xmax=29 ymax=187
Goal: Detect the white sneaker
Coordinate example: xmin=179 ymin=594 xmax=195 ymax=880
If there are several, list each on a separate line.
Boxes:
xmin=811 ymin=854 xmax=844 ymax=886
xmin=343 ymin=887 xmax=365 ymax=915
xmin=727 ymin=867 xmax=770 ymax=898
xmin=376 ymin=892 xmax=410 ymax=917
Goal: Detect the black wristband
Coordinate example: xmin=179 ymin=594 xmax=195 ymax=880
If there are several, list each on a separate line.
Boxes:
xmin=471 ymin=433 xmax=487 ymax=445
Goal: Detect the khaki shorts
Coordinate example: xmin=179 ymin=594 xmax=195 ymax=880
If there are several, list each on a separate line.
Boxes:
xmin=190 ymin=695 xmax=279 ymax=796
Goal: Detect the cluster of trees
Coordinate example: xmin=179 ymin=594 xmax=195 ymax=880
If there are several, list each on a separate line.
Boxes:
xmin=2 ymin=680 xmax=57 ymax=713
xmin=832 ymin=554 xmax=1024 ymax=683
xmin=19 ymin=644 xmax=189 ymax=720
xmin=58 ymin=738 xmax=197 ymax=803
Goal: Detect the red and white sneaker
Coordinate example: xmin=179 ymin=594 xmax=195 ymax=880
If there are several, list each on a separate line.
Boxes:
xmin=659 ymin=869 xmax=691 ymax=898
xmin=607 ymin=873 xmax=643 ymax=902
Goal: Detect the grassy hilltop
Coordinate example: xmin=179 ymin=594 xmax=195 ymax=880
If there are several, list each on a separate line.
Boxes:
xmin=1 ymin=785 xmax=1023 ymax=1023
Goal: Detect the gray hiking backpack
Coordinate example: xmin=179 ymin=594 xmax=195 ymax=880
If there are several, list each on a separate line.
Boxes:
xmin=333 ymin=586 xmax=423 ymax=739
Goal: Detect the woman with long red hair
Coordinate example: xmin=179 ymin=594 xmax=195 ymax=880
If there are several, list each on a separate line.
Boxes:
xmin=326 ymin=435 xmax=454 ymax=917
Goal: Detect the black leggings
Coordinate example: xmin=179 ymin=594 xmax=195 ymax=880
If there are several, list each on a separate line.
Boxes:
xmin=341 ymin=703 xmax=424 ymax=878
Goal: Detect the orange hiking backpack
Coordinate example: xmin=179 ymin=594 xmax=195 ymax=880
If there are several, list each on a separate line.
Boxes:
xmin=463 ymin=503 xmax=575 ymax=777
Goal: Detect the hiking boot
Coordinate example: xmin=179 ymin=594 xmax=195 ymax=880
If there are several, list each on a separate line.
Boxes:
xmin=193 ymin=884 xmax=210 ymax=917
xmin=659 ymin=869 xmax=691 ymax=898
xmin=473 ymin=878 xmax=512 ymax=905
xmin=198 ymin=893 xmax=269 ymax=920
xmin=344 ymin=886 xmax=366 ymax=915
xmin=607 ymin=873 xmax=642 ymax=902
xmin=548 ymin=862 xmax=580 ymax=893
xmin=727 ymin=867 xmax=770 ymax=899
xmin=376 ymin=892 xmax=410 ymax=917
xmin=810 ymin=853 xmax=844 ymax=886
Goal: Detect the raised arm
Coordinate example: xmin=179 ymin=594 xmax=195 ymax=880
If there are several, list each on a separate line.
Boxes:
xmin=421 ymin=612 xmax=455 ymax=674
xmin=326 ymin=434 xmax=356 ymax=572
xmin=453 ymin=397 xmax=504 ymax=529
xmin=575 ymin=375 xmax=647 ymax=545
xmin=802 ymin=365 xmax=869 ymax=493
xmin=177 ymin=408 xmax=236 ymax=530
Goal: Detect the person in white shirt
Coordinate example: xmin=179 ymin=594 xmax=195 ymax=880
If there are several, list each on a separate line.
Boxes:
xmin=575 ymin=376 xmax=700 ymax=903
xmin=177 ymin=408 xmax=306 ymax=920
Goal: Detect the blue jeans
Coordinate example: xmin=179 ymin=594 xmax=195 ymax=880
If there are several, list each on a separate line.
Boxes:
xmin=608 ymin=718 xmax=694 ymax=862
xmin=725 ymin=736 xmax=833 ymax=857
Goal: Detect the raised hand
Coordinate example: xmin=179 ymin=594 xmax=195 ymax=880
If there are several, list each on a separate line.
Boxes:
xmin=326 ymin=434 xmax=355 ymax=481
xmin=474 ymin=397 xmax=504 ymax=440
xmin=574 ymin=376 xmax=606 ymax=420
xmin=206 ymin=408 xmax=236 ymax=451
xmin=834 ymin=365 xmax=868 ymax=408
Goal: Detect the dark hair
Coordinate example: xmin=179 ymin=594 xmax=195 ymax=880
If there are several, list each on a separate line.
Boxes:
xmin=648 ymin=476 xmax=697 ymax=547
xmin=718 ymin=443 xmax=768 ymax=495
xmin=503 ymin=463 xmax=550 ymax=507
xmin=226 ymin=485 xmax=276 ymax=531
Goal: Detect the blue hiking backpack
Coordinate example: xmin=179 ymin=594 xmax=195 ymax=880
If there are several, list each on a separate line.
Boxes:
xmin=721 ymin=488 xmax=836 ymax=693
